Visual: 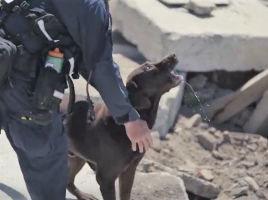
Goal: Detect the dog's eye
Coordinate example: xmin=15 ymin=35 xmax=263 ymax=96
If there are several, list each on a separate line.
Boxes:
xmin=145 ymin=66 xmax=151 ymax=71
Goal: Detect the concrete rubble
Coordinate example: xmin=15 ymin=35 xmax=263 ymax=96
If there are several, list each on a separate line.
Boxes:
xmin=178 ymin=70 xmax=268 ymax=136
xmin=111 ymin=0 xmax=268 ymax=72
xmin=131 ymin=172 xmax=189 ymax=200
xmin=111 ymin=0 xmax=268 ymax=135
xmin=140 ymin=116 xmax=268 ymax=200
xmin=196 ymin=131 xmax=218 ymax=151
xmin=138 ymin=159 xmax=220 ymax=199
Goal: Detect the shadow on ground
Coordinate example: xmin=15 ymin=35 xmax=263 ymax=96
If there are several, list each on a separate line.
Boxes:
xmin=0 ymin=183 xmax=28 ymax=200
xmin=0 ymin=182 xmax=79 ymax=200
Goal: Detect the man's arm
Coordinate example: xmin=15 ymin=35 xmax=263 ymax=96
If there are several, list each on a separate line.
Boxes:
xmin=52 ymin=0 xmax=152 ymax=152
xmin=51 ymin=0 xmax=140 ymax=124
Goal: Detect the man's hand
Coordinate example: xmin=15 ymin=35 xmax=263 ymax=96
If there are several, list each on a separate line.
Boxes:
xmin=124 ymin=119 xmax=153 ymax=153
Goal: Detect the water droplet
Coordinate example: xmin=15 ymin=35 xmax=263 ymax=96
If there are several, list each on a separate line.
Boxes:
xmin=184 ymin=81 xmax=211 ymax=122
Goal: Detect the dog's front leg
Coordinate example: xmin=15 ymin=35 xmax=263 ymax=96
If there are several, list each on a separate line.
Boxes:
xmin=96 ymin=172 xmax=117 ymax=200
xmin=119 ymin=157 xmax=142 ymax=200
xmin=67 ymin=154 xmax=98 ymax=200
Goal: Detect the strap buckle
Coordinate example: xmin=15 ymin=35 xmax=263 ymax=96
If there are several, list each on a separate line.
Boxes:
xmin=12 ymin=5 xmax=21 ymax=13
xmin=20 ymin=1 xmax=29 ymax=10
xmin=86 ymin=72 xmax=95 ymax=121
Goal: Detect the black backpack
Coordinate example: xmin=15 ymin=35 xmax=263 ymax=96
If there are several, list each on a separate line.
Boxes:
xmin=0 ymin=28 xmax=17 ymax=94
xmin=0 ymin=0 xmax=82 ymax=82
xmin=0 ymin=0 xmax=84 ymax=125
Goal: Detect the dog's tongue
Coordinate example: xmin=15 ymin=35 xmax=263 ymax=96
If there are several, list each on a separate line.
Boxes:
xmin=171 ymin=70 xmax=183 ymax=80
xmin=171 ymin=72 xmax=183 ymax=84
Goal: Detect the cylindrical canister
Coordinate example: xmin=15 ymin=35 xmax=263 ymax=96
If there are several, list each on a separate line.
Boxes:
xmin=44 ymin=48 xmax=64 ymax=73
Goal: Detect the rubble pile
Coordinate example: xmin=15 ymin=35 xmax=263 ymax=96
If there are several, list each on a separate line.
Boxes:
xmin=180 ymin=72 xmax=268 ymax=136
xmin=138 ymin=117 xmax=268 ymax=200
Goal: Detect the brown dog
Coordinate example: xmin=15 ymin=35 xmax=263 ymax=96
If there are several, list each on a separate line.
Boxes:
xmin=64 ymin=54 xmax=182 ymax=200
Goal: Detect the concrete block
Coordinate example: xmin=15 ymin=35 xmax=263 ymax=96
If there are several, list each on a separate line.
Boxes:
xmin=152 ymin=72 xmax=187 ymax=139
xmin=111 ymin=0 xmax=268 ymax=72
xmin=131 ymin=172 xmax=189 ymax=200
xmin=196 ymin=131 xmax=217 ymax=151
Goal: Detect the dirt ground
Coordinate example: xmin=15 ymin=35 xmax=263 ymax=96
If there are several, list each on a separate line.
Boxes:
xmin=138 ymin=114 xmax=268 ymax=200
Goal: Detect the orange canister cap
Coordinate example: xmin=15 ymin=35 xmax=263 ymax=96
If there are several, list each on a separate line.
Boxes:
xmin=49 ymin=48 xmax=64 ymax=58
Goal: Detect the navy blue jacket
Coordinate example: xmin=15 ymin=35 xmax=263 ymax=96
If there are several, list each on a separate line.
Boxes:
xmin=30 ymin=0 xmax=140 ymax=125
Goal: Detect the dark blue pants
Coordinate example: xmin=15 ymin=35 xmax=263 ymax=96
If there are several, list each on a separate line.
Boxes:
xmin=0 ymin=72 xmax=68 ymax=200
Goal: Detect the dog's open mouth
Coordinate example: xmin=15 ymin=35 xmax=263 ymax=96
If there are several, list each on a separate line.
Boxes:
xmin=166 ymin=55 xmax=182 ymax=86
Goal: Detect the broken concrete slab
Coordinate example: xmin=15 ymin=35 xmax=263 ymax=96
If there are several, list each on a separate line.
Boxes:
xmin=139 ymin=159 xmax=221 ymax=199
xmin=204 ymin=92 xmax=237 ymax=119
xmin=243 ymin=88 xmax=268 ymax=135
xmin=179 ymin=171 xmax=220 ymax=199
xmin=214 ymin=68 xmax=268 ymax=124
xmin=131 ymin=172 xmax=189 ymax=200
xmin=111 ymin=0 xmax=268 ymax=72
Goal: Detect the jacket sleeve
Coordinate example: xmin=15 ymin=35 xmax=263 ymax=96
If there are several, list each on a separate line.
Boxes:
xmin=51 ymin=0 xmax=140 ymax=124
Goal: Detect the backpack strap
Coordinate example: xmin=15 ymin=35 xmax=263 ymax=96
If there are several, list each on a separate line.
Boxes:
xmin=86 ymin=71 xmax=95 ymax=122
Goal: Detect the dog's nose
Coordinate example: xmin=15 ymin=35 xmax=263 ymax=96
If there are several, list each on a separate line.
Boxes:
xmin=171 ymin=54 xmax=178 ymax=63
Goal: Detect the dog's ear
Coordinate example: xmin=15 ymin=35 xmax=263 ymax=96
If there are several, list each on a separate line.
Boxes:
xmin=129 ymin=93 xmax=151 ymax=110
